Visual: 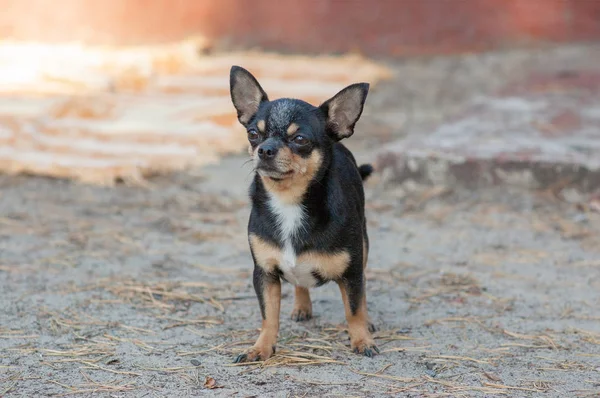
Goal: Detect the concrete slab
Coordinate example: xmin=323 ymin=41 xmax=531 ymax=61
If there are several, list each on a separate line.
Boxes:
xmin=376 ymin=73 xmax=600 ymax=192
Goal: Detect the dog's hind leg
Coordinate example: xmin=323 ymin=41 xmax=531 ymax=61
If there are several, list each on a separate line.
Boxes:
xmin=291 ymin=286 xmax=313 ymax=322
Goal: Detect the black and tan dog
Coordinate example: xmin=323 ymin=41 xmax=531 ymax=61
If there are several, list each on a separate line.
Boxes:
xmin=229 ymin=66 xmax=378 ymax=362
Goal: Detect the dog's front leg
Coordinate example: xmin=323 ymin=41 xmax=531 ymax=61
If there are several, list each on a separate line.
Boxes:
xmin=337 ymin=271 xmax=379 ymax=357
xmin=234 ymin=265 xmax=281 ymax=363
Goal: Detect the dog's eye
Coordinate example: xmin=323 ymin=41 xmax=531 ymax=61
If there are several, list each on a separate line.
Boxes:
xmin=247 ymin=130 xmax=259 ymax=141
xmin=293 ymin=135 xmax=308 ymax=145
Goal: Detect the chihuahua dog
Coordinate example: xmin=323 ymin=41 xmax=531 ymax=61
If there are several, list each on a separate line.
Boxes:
xmin=229 ymin=66 xmax=378 ymax=362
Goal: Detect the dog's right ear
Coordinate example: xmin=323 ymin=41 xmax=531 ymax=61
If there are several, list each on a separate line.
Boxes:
xmin=230 ymin=66 xmax=269 ymax=126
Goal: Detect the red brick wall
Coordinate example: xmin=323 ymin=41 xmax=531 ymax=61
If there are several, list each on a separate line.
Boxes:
xmin=1 ymin=0 xmax=599 ymax=55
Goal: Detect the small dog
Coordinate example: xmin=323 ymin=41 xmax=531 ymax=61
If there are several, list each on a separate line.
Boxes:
xmin=229 ymin=66 xmax=378 ymax=362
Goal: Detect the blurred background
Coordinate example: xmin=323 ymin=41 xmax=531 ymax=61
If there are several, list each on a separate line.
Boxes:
xmin=3 ymin=0 xmax=600 ymax=53
xmin=1 ymin=0 xmax=599 ymax=185
xmin=2 ymin=1 xmax=600 ymax=396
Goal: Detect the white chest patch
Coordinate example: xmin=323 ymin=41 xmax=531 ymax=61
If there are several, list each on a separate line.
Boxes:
xmin=268 ymin=194 xmax=315 ymax=287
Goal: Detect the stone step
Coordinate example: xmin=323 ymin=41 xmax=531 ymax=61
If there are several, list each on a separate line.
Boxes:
xmin=376 ymin=73 xmax=600 ymax=192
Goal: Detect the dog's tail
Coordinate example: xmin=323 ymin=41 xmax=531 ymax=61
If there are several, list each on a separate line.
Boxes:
xmin=358 ymin=164 xmax=374 ymax=182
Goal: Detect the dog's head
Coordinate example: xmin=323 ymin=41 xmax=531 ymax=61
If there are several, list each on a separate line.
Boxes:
xmin=229 ymin=65 xmax=369 ymax=201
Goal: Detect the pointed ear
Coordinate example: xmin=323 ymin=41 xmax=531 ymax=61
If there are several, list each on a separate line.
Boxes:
xmin=230 ymin=66 xmax=269 ymax=126
xmin=319 ymin=83 xmax=369 ymax=141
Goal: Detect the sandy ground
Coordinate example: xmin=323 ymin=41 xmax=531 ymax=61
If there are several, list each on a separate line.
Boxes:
xmin=2 ymin=45 xmax=600 ymax=397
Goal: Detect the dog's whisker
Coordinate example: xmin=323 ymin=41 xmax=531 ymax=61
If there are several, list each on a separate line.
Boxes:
xmin=241 ymin=158 xmax=254 ymax=168
xmin=246 ymin=167 xmax=257 ymax=179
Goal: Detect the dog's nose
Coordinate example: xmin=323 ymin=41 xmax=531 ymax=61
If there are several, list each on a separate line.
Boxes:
xmin=257 ymin=143 xmax=277 ymax=160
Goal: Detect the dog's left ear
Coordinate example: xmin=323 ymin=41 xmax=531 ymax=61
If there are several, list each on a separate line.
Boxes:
xmin=319 ymin=83 xmax=369 ymax=141
xmin=230 ymin=65 xmax=269 ymax=126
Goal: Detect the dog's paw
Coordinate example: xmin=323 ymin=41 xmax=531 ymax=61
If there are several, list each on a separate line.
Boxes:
xmin=351 ymin=339 xmax=380 ymax=358
xmin=233 ymin=345 xmax=275 ymax=363
xmin=368 ymin=322 xmax=377 ymax=333
xmin=290 ymin=307 xmax=312 ymax=322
